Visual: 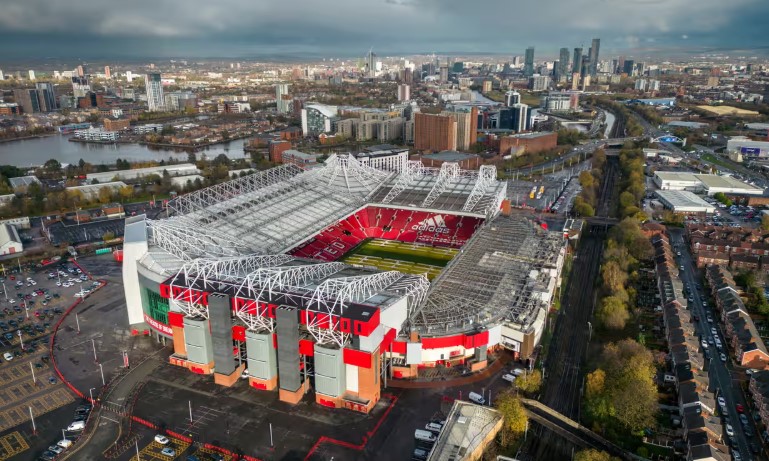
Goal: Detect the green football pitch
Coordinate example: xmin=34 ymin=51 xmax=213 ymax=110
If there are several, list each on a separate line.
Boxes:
xmin=341 ymin=239 xmax=458 ymax=280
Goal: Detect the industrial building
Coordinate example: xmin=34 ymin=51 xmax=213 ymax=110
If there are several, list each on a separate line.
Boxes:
xmin=0 ymin=224 xmax=23 ymax=255
xmin=653 ymin=171 xmax=764 ymax=196
xmin=122 ymin=156 xmax=564 ymax=413
xmin=654 ymin=190 xmax=716 ymax=214
xmin=86 ymin=163 xmax=200 ymax=183
xmin=727 ymin=136 xmax=769 ymax=162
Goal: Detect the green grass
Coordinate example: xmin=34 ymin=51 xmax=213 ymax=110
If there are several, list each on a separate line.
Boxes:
xmin=701 ymin=152 xmax=735 ymax=170
xmin=341 ymin=239 xmax=458 ymax=280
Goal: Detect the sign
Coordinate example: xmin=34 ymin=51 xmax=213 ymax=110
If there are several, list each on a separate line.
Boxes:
xmin=741 ymin=147 xmax=761 ymax=156
xmin=143 ymin=313 xmax=173 ymax=335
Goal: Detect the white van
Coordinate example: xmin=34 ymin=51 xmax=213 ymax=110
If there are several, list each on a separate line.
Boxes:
xmin=511 ymin=368 xmax=526 ymax=377
xmin=469 ymin=392 xmax=486 ymax=405
xmin=66 ymin=421 xmax=85 ymax=432
xmin=425 ymin=422 xmax=443 ymax=433
xmin=414 ymin=429 xmax=437 ymax=443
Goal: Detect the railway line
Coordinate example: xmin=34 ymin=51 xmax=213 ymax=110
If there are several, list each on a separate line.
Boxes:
xmin=518 ymin=156 xmax=619 ymax=461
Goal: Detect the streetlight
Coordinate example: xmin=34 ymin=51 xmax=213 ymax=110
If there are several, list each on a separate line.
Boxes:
xmin=29 ymin=406 xmax=36 ymax=434
xmin=91 ymin=338 xmax=97 ymax=362
xmin=29 ymin=362 xmax=36 ymax=384
xmin=89 ymin=387 xmax=95 ymax=403
xmin=2 ymin=282 xmax=6 ymax=301
xmin=98 ymin=363 xmax=105 ymax=386
xmin=17 ymin=330 xmax=23 ymax=349
xmin=24 ymin=300 xmax=28 ymax=320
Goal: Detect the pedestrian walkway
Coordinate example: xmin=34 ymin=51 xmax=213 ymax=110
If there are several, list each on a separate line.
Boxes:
xmin=386 ymin=353 xmax=512 ymax=389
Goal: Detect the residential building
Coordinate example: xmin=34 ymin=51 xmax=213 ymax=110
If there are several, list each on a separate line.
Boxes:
xmin=301 ymin=104 xmax=338 ymax=136
xmin=511 ymin=103 xmax=530 ymax=133
xmin=442 ymin=108 xmax=477 ymax=151
xmin=414 ymin=113 xmax=457 ymax=152
xmin=572 ymin=48 xmax=583 ymax=74
xmin=528 ymin=75 xmax=549 ymax=91
xmin=269 ymin=140 xmax=292 ymax=163
xmin=104 ymin=118 xmax=132 ymax=131
xmin=281 ymin=150 xmax=319 ymax=169
xmin=397 ymin=84 xmax=410 ymax=102
xmin=439 ymin=66 xmax=449 ymax=83
xmin=559 ymin=48 xmax=570 ymax=81
xmin=73 ymin=127 xmax=120 ymax=142
xmin=145 ymin=72 xmax=165 ymax=112
xmin=104 ymin=66 xmax=111 ymax=79
xmin=377 ymin=117 xmax=405 ymax=142
xmin=276 ymin=83 xmax=291 ymax=114
xmin=504 ymin=91 xmax=520 ymax=107
xmin=540 ymin=92 xmax=579 ymax=112
xmin=355 ymin=146 xmax=409 ymax=172
xmin=12 ymin=89 xmax=40 ymax=114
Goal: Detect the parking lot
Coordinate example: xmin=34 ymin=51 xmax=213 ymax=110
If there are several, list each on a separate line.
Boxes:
xmin=130 ymin=437 xmax=191 ymax=461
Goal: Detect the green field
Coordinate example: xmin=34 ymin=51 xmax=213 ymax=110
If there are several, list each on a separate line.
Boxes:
xmin=341 ymin=239 xmax=458 ymax=280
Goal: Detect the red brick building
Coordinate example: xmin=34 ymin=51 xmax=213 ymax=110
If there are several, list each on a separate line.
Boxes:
xmin=104 ymin=118 xmax=131 ymax=131
xmin=268 ymin=140 xmax=292 ymax=163
xmin=499 ymin=132 xmax=557 ymax=156
xmin=414 ymin=113 xmax=457 ymax=152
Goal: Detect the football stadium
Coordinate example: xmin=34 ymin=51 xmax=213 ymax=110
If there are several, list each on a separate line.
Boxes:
xmin=122 ymin=154 xmax=566 ymax=412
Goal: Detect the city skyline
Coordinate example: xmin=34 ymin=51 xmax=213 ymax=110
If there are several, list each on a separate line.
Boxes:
xmin=0 ymin=0 xmax=768 ymax=59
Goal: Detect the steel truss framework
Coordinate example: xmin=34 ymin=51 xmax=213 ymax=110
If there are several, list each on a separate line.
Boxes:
xmin=164 ymin=254 xmax=430 ymax=347
xmin=380 ymin=160 xmax=431 ymax=204
xmin=167 ymin=164 xmax=303 ymax=216
xmin=462 ymin=165 xmax=497 ymax=212
xmin=421 ymin=162 xmax=461 ymax=208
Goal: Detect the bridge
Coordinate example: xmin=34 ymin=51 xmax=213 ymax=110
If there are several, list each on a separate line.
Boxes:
xmin=521 ymin=399 xmax=639 ymax=461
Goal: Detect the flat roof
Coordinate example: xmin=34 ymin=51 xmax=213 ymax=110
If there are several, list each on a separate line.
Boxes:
xmin=427 ymin=400 xmax=502 ymax=461
xmin=655 ymin=190 xmax=716 ymax=211
xmin=694 ymin=174 xmax=763 ymax=192
xmin=697 ymin=105 xmax=760 ymax=116
xmin=654 ymin=171 xmax=699 ymax=183
xmin=423 ymin=151 xmax=479 ymax=162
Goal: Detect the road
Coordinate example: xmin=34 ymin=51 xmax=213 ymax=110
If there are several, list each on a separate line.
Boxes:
xmin=669 ymin=228 xmax=761 ymax=460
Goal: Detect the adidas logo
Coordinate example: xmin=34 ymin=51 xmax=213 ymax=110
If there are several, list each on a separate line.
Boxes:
xmin=411 ymin=215 xmax=450 ymax=234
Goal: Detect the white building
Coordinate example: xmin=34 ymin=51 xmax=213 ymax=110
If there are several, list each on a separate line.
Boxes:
xmin=0 ymin=224 xmax=22 ymax=256
xmin=86 ymin=164 xmax=200 ymax=183
xmin=397 ymin=84 xmax=410 ymax=102
xmin=28 ymin=70 xmax=36 ymax=81
xmin=66 ymin=182 xmax=128 ymax=200
xmin=73 ymin=128 xmax=120 ymax=142
xmin=726 ymin=136 xmax=769 ymax=162
xmin=145 ymin=72 xmax=165 ymax=112
xmin=653 ymin=171 xmax=764 ymax=196
xmin=134 ymin=124 xmax=164 ymax=134
xmin=655 ymin=190 xmax=716 ymax=214
xmin=539 ymin=92 xmax=579 ymax=112
xmin=355 ymin=146 xmax=409 ymax=172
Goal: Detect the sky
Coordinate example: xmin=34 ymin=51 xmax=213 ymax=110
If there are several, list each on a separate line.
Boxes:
xmin=0 ymin=0 xmax=768 ymax=60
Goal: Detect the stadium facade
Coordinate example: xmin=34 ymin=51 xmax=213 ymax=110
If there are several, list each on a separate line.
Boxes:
xmin=122 ymin=155 xmax=565 ymax=412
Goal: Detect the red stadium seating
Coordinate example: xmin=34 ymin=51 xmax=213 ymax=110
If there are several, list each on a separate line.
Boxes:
xmin=288 ymin=207 xmax=484 ymax=261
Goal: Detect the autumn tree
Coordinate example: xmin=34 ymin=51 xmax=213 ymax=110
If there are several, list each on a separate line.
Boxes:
xmin=597 ymin=296 xmax=630 ymax=330
xmin=495 ymin=391 xmax=528 ymax=447
xmin=516 ymin=369 xmax=542 ymax=394
xmin=575 ymin=449 xmax=620 ymax=461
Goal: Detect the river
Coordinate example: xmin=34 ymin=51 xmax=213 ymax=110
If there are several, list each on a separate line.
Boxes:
xmin=0 ymin=134 xmax=249 ymax=167
xmin=603 ymin=111 xmax=616 ymax=138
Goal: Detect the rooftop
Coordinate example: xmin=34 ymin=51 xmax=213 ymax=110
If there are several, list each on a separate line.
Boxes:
xmin=655 ymin=190 xmax=715 ymax=210
xmin=422 ymin=151 xmax=480 ymax=162
xmin=426 ymin=400 xmax=502 ymax=461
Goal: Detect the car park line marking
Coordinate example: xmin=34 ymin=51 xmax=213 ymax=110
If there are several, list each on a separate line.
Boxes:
xmin=0 ymin=431 xmax=29 ymax=461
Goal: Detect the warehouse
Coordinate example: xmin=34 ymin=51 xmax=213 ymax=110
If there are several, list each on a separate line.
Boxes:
xmin=727 ymin=136 xmax=769 ymax=162
xmin=654 ymin=190 xmax=716 ymax=214
xmin=0 ymin=224 xmax=22 ymax=255
xmin=86 ymin=163 xmax=200 ymax=183
xmin=653 ymin=171 xmax=764 ymax=196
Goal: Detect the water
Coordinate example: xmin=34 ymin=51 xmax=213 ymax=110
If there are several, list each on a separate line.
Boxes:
xmin=0 ymin=134 xmax=249 ymax=167
xmin=470 ymin=91 xmax=500 ymax=105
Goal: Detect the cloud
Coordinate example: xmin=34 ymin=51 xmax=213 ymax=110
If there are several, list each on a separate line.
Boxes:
xmin=0 ymin=0 xmax=766 ymax=57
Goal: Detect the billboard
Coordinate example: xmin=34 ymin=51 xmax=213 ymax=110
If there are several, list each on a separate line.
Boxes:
xmin=741 ymin=147 xmax=762 ymax=156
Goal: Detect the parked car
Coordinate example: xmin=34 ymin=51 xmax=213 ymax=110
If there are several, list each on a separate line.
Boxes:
xmin=726 ymin=424 xmax=735 ymax=437
xmin=160 ymin=447 xmax=176 ymax=457
xmin=155 ymin=435 xmax=169 ymax=445
xmin=502 ymin=374 xmax=516 ymax=384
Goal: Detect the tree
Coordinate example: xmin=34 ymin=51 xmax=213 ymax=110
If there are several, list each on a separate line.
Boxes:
xmin=601 ymin=260 xmax=628 ymax=295
xmin=495 ymin=391 xmax=528 ymax=447
xmin=43 ymin=159 xmax=62 ymax=176
xmin=103 ymin=231 xmax=115 ymax=241
xmin=575 ymin=449 xmax=619 ymax=461
xmin=573 ymin=197 xmax=595 ymax=217
xmin=597 ymin=296 xmax=630 ymax=330
xmin=98 ymin=186 xmax=113 ymax=204
xmin=516 ymin=369 xmax=542 ymax=394
xmin=86 ymin=113 xmax=100 ymax=124
xmin=762 ymin=214 xmax=769 ymax=232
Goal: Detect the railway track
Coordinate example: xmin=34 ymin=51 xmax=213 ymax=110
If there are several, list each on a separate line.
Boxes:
xmin=518 ymin=158 xmax=618 ymax=461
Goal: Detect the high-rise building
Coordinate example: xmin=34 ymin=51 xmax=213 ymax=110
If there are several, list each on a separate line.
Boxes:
xmin=505 ymin=91 xmax=521 ymax=107
xmin=623 ymin=60 xmax=635 ymax=76
xmin=482 ymin=80 xmax=492 ymax=93
xmin=572 ymin=48 xmax=583 ymax=74
xmin=126 ymin=71 xmax=134 ymax=82
xmin=144 ymin=72 xmax=165 ymax=112
xmin=12 ymin=89 xmax=39 ymax=114
xmin=35 ymin=82 xmax=56 ymax=112
xmin=512 ymin=103 xmax=530 ymax=132
xmin=397 ymin=84 xmax=410 ymax=102
xmin=524 ymin=47 xmax=535 ymax=77
xmin=403 ymin=68 xmax=413 ymax=85
xmin=452 ymin=62 xmax=464 ymax=73
xmin=571 ymin=73 xmax=581 ymax=90
xmin=0 ymin=70 xmax=4 ymax=80
xmin=588 ymin=38 xmax=600 ymax=77
xmin=104 ymin=66 xmax=111 ymax=79
xmin=439 ymin=66 xmax=449 ymax=83
xmin=276 ymin=83 xmax=291 ymax=114
xmin=559 ymin=48 xmax=570 ymax=79
xmin=442 ymin=107 xmax=478 ymax=151
xmin=617 ymin=56 xmax=626 ymax=74
xmin=28 ymin=70 xmax=36 ymax=81
xmin=71 ymin=76 xmax=91 ymax=98
xmin=528 ymin=75 xmax=550 ymax=91
xmin=77 ymin=65 xmax=86 ymax=77
xmin=414 ymin=113 xmax=457 ymax=152
xmin=366 ymin=50 xmax=377 ymax=78
xmin=635 ymin=79 xmax=647 ymax=91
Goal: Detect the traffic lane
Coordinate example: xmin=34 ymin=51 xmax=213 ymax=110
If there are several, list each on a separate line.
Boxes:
xmin=672 ymin=231 xmax=754 ymax=458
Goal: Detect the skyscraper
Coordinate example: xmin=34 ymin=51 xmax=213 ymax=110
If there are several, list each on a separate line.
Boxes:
xmin=366 ymin=49 xmax=377 ymax=78
xmin=28 ymin=70 xmax=36 ymax=81
xmin=397 ymin=84 xmax=410 ymax=102
xmin=35 ymin=82 xmax=56 ymax=112
xmin=13 ymin=89 xmax=40 ymax=114
xmin=572 ymin=48 xmax=583 ymax=74
xmin=145 ymin=72 xmax=165 ymax=112
xmin=104 ymin=66 xmax=111 ymax=79
xmin=559 ymin=48 xmax=570 ymax=80
xmin=588 ymin=38 xmax=600 ymax=77
xmin=504 ymin=91 xmax=521 ymax=107
xmin=414 ymin=113 xmax=457 ymax=152
xmin=524 ymin=47 xmax=535 ymax=77
xmin=276 ymin=83 xmax=291 ymax=113
xmin=623 ymin=60 xmax=635 ymax=76
xmin=512 ymin=103 xmax=530 ymax=132
xmin=76 ymin=65 xmax=86 ymax=77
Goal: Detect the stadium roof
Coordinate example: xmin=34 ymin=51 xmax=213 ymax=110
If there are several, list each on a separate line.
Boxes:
xmin=150 ymin=156 xmax=506 ymax=261
xmin=413 ymin=214 xmax=563 ymax=336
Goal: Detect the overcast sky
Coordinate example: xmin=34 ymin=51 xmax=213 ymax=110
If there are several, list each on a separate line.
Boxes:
xmin=0 ymin=0 xmax=767 ymax=60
